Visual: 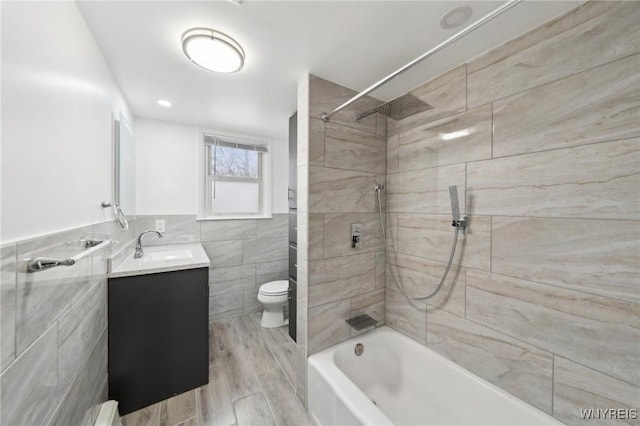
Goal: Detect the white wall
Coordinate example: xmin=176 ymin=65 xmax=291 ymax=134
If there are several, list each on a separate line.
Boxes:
xmin=135 ymin=120 xmax=199 ymax=214
xmin=1 ymin=2 xmax=133 ymax=243
xmin=135 ymin=119 xmax=289 ymax=215
xmin=271 ymin=132 xmax=289 ymax=214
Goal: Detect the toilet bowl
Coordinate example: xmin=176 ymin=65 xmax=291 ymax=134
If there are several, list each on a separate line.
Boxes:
xmin=257 ymin=280 xmax=289 ymax=328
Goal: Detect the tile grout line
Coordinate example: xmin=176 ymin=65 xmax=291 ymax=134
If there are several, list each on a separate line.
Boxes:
xmin=156 ymin=399 xmax=161 ymax=426
xmin=391 ymin=211 xmax=640 ymax=223
xmin=490 ymin=101 xmax=494 ymax=159
xmin=467 ymin=51 xmax=639 ymax=111
xmin=460 ymin=308 xmax=639 ymax=389
xmin=489 ymin=216 xmax=493 ymax=274
xmin=464 ymin=162 xmax=468 ymax=216
xmin=194 ymin=389 xmax=201 ymax=426
xmin=463 ymin=267 xmax=468 ymax=320
xmin=53 ymin=321 xmax=61 ymax=425
xmin=454 ymin=263 xmax=636 ymax=307
xmin=464 ymin=62 xmax=468 ymax=111
xmin=551 ymin=354 xmax=555 ymax=416
xmin=266 ymin=341 xmax=298 ymax=393
xmin=386 ymin=134 xmax=639 ymax=173
xmin=46 ymin=325 xmax=108 ymax=425
xmin=174 ymin=415 xmax=198 ymax=426
xmin=12 ymin=245 xmax=18 ymax=371
xmin=254 ymin=367 xmax=282 ymax=425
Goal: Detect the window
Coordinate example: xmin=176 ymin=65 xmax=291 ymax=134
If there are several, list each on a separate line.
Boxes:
xmin=204 ymin=133 xmax=270 ymax=217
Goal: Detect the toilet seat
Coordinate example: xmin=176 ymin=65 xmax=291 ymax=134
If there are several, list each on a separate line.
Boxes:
xmin=259 ymin=280 xmax=288 ymax=296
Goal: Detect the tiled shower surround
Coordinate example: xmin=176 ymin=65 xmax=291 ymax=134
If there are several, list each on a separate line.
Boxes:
xmin=385 ymin=2 xmax=639 ymax=424
xmin=295 ymin=69 xmax=390 ymax=406
xmin=300 ymin=77 xmax=388 ymax=355
xmin=298 ymin=0 xmax=639 ymax=423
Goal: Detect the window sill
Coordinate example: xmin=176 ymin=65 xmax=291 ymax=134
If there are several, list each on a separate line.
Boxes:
xmin=196 ymin=214 xmax=273 ymax=221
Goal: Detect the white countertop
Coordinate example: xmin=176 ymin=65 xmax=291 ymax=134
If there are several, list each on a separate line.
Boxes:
xmin=108 ymin=243 xmax=210 ymax=278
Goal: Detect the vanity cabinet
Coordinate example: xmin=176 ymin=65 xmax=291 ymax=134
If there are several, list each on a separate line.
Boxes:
xmin=108 ymin=267 xmax=209 ymax=415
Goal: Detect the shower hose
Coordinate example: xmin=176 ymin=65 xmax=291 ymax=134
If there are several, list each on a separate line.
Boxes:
xmin=376 ymin=189 xmax=459 ymax=301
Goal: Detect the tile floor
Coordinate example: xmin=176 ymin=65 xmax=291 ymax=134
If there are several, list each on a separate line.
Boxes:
xmin=121 ymin=312 xmax=313 ymax=426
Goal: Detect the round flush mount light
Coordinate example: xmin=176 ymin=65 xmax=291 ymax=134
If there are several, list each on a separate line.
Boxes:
xmin=440 ymin=6 xmax=473 ymax=29
xmin=181 ymin=28 xmax=245 ymax=73
xmin=157 ymin=99 xmax=172 ymax=107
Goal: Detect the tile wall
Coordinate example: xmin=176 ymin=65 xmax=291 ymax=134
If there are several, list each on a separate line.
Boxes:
xmin=383 ymin=2 xmax=639 ymax=425
xmin=300 ymin=75 xmax=388 ymax=357
xmin=0 ymin=213 xmax=288 ymax=425
xmin=135 ymin=214 xmax=290 ymax=321
xmin=295 ymin=73 xmax=311 ymax=406
xmin=0 ymin=219 xmax=135 ymax=426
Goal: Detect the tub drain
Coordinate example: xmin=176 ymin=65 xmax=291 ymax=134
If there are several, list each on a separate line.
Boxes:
xmin=354 ymin=343 xmax=364 ymax=356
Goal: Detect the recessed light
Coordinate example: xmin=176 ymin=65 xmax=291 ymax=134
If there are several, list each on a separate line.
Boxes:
xmin=440 ymin=6 xmax=473 ymax=30
xmin=157 ymin=99 xmax=172 ymax=107
xmin=182 ymin=28 xmax=245 ymax=73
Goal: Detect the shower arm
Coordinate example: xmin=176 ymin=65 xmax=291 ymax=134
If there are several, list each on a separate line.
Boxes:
xmin=320 ymin=0 xmax=522 ymax=122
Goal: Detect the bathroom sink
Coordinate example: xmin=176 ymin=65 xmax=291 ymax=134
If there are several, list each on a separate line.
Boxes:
xmin=108 ymin=243 xmax=210 ymax=278
xmin=141 ymin=248 xmax=195 ymax=262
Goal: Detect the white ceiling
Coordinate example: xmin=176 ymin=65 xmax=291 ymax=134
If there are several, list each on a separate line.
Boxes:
xmin=77 ymin=0 xmax=583 ymax=142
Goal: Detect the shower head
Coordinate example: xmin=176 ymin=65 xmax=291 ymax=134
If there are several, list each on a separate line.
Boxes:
xmin=356 ymin=93 xmax=432 ymax=122
xmin=449 ymin=185 xmax=461 ymax=222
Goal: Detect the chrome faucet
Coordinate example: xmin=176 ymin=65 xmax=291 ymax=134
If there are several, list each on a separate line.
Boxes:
xmin=134 ymin=230 xmax=163 ymax=259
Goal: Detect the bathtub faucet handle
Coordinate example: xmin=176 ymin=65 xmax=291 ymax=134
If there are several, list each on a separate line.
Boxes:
xmin=351 ymin=223 xmax=363 ymax=249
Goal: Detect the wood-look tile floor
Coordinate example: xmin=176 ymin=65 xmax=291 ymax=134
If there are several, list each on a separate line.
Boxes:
xmin=121 ymin=312 xmax=314 ymax=426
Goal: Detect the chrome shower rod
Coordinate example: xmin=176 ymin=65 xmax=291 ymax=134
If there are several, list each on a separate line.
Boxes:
xmin=320 ymin=0 xmax=522 ymax=122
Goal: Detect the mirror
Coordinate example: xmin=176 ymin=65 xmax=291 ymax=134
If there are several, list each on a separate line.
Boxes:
xmin=115 ymin=113 xmax=136 ymax=220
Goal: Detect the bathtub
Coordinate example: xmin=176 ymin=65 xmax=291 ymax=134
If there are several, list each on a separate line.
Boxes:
xmin=308 ymin=326 xmax=563 ymax=426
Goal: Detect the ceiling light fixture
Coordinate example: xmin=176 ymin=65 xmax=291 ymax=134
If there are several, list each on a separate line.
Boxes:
xmin=440 ymin=6 xmax=473 ymax=30
xmin=157 ymin=99 xmax=172 ymax=107
xmin=181 ymin=28 xmax=245 ymax=73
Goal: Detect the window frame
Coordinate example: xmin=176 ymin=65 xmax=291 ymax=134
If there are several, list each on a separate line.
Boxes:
xmin=201 ymin=131 xmax=272 ymax=220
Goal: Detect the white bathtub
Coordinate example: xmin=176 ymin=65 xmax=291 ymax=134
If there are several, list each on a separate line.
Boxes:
xmin=308 ymin=326 xmax=564 ymax=426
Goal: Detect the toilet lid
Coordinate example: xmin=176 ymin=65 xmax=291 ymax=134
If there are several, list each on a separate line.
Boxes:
xmin=260 ymin=280 xmax=289 ymax=295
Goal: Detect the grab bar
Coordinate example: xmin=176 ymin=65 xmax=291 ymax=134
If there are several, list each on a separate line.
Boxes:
xmin=27 ymin=239 xmax=112 ymax=273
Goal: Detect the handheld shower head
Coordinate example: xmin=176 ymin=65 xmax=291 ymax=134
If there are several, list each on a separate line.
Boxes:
xmin=449 ymin=185 xmax=461 ymax=222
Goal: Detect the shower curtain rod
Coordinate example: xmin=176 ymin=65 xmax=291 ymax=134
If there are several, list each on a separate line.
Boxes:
xmin=320 ymin=0 xmax=522 ymax=122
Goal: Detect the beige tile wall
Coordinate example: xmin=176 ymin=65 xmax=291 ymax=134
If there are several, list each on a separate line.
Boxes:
xmin=299 ymin=74 xmax=388 ymax=359
xmin=295 ymin=73 xmax=310 ymax=406
xmin=383 ymin=2 xmax=639 ymax=425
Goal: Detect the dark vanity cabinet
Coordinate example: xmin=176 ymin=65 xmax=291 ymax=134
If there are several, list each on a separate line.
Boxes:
xmin=108 ymin=267 xmax=209 ymax=415
xmin=288 ymin=112 xmax=297 ymax=342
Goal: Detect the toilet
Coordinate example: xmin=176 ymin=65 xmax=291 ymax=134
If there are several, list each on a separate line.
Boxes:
xmin=257 ymin=280 xmax=289 ymax=328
